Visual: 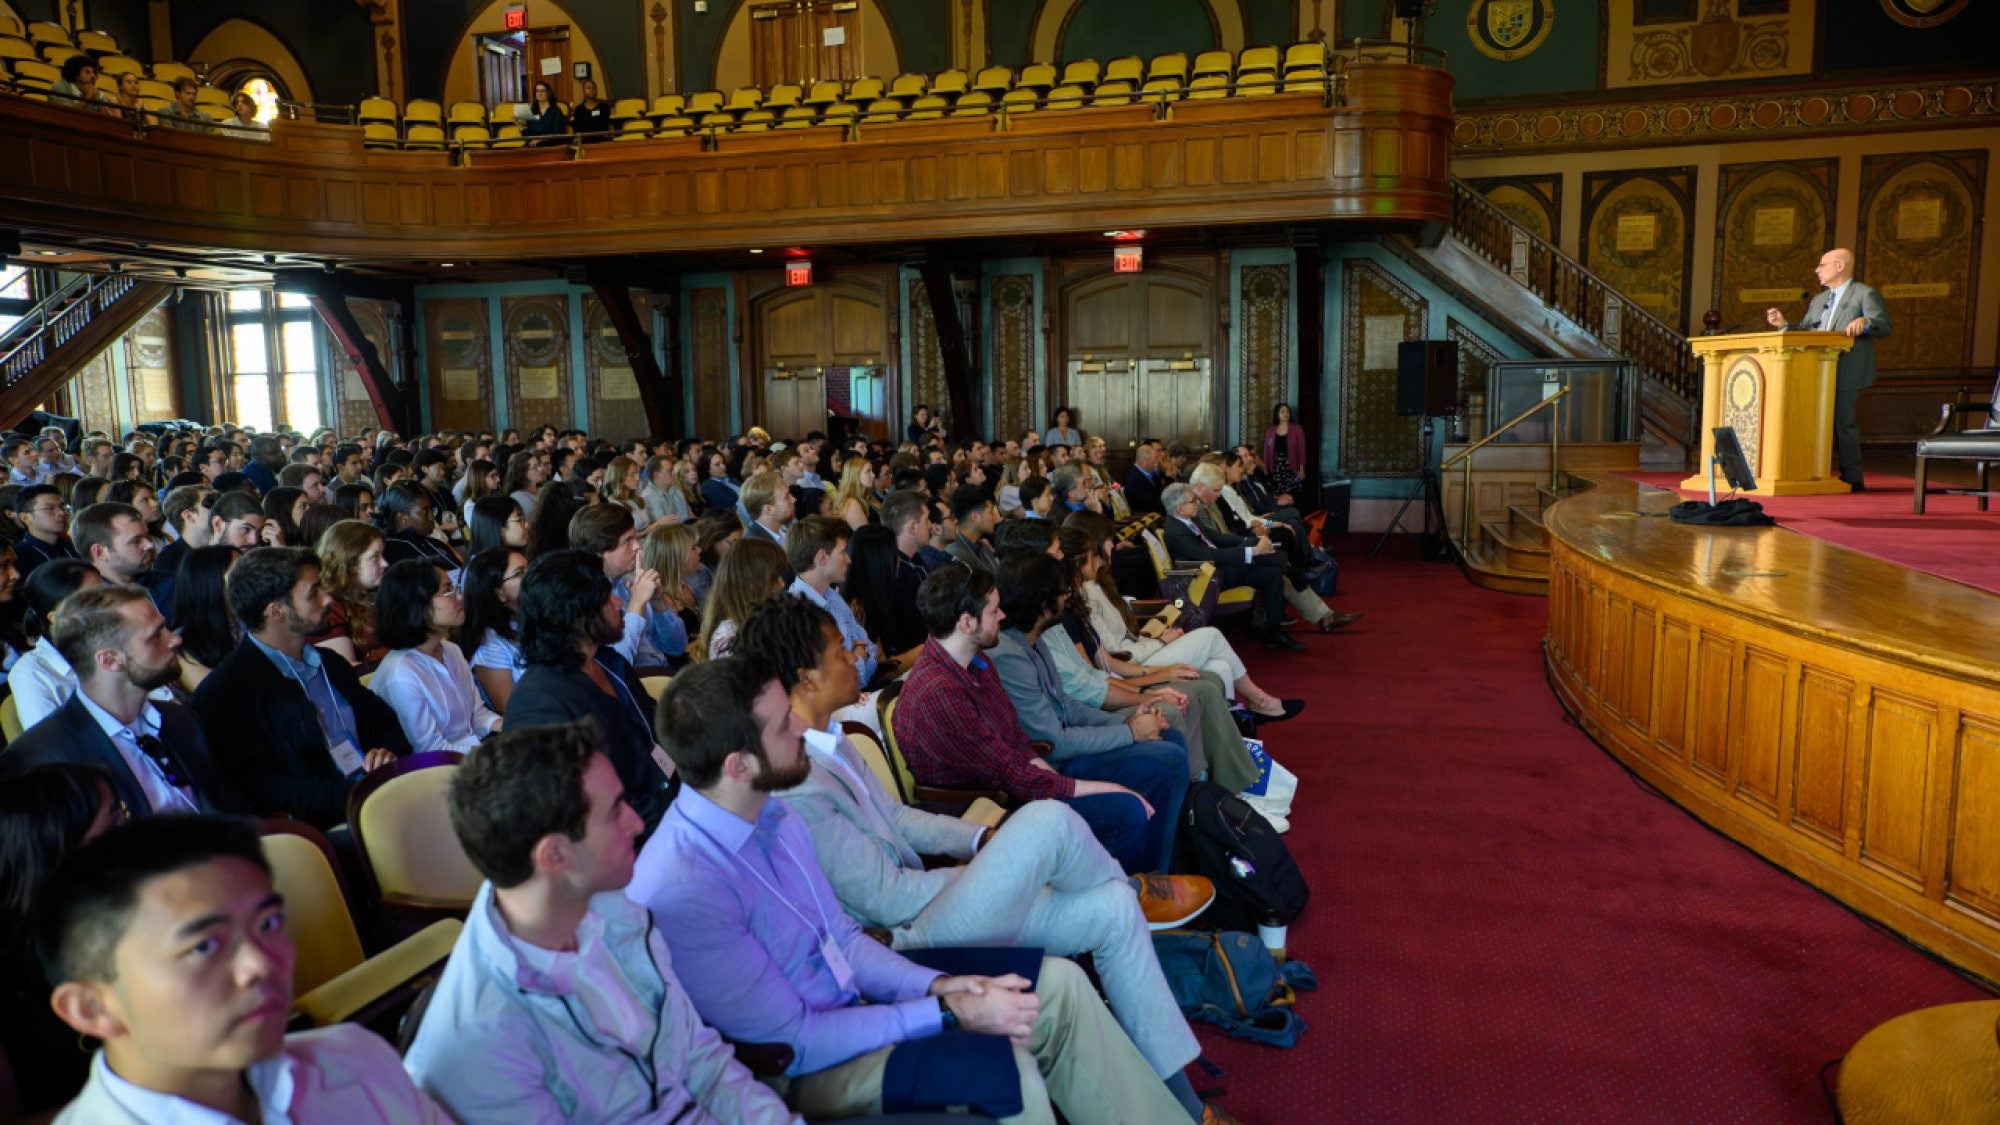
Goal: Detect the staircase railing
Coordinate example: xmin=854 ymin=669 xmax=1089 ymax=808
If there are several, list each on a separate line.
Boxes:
xmin=0 ymin=273 xmax=139 ymax=387
xmin=1441 ymin=385 xmax=1572 ymax=553
xmin=1448 ymin=177 xmax=1700 ymax=404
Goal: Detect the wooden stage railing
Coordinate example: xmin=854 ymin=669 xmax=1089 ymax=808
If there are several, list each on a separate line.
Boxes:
xmin=0 ymin=61 xmax=1452 ymax=263
xmin=1544 ymin=474 xmax=2000 ymax=984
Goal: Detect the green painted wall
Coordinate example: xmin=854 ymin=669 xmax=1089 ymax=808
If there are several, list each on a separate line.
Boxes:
xmin=402 ymin=0 xmax=643 ymax=103
xmin=1058 ymin=0 xmax=1218 ymax=63
xmin=1425 ymin=3 xmax=1599 ymax=103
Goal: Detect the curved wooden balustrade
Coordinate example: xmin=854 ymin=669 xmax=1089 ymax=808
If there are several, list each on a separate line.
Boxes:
xmin=1543 ymin=474 xmax=2000 ymax=983
xmin=0 ymin=61 xmax=1452 ymax=262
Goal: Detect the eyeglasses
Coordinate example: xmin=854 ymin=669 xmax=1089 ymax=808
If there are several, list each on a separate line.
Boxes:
xmin=134 ymin=734 xmax=184 ymax=788
xmin=31 ymin=504 xmax=69 ymax=515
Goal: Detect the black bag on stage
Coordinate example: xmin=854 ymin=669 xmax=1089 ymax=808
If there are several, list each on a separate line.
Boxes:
xmin=1178 ymin=781 xmax=1309 ymax=931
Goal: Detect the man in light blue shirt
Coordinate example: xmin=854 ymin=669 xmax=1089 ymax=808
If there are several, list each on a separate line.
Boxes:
xmin=786 ymin=515 xmax=880 ymax=684
xmin=632 ymin=657 xmax=1193 ymax=1124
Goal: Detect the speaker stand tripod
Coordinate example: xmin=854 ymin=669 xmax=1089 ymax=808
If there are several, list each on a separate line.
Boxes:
xmin=1370 ymin=415 xmax=1449 ymax=559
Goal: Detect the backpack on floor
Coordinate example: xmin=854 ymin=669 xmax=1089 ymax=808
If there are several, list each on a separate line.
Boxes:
xmin=1152 ymin=929 xmax=1318 ymax=1048
xmin=1178 ymin=781 xmax=1309 ymax=931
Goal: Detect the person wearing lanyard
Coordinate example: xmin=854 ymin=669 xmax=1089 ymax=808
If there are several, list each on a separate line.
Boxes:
xmin=406 ymin=722 xmax=799 ymax=1123
xmin=785 ymin=517 xmax=882 ymax=686
xmin=191 ymin=547 xmax=409 ymax=829
xmin=631 ymin=657 xmax=1195 ymax=1125
xmin=3 ymin=586 xmax=246 ymax=817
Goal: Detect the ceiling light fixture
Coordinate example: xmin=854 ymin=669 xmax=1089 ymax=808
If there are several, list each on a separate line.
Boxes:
xmin=747 ymin=248 xmax=765 ymax=255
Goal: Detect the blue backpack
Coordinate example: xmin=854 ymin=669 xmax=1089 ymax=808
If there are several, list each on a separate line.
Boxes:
xmin=1152 ymin=930 xmax=1318 ymax=1048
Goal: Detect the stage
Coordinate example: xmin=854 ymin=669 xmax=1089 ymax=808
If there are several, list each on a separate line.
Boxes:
xmin=1545 ymin=472 xmax=2000 ymax=986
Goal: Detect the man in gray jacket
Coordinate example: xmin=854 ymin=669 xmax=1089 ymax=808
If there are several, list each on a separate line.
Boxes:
xmin=404 ymin=720 xmax=799 ymax=1124
xmin=1766 ymin=246 xmax=1892 ymax=490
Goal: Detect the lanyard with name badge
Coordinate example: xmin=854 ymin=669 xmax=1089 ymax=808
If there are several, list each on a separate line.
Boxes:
xmin=686 ymin=815 xmax=856 ymax=993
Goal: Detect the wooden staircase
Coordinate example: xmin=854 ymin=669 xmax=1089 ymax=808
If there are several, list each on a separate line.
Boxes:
xmin=1455 ymin=475 xmax=1590 ymax=595
xmin=0 ymin=273 xmax=174 ymax=427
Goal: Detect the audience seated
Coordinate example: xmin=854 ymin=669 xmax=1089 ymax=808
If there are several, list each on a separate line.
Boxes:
xmin=639 ymin=521 xmax=702 ymax=664
xmin=402 ymin=720 xmax=795 ymax=1121
xmin=504 ymin=549 xmax=674 ymax=833
xmin=35 ymin=815 xmax=447 ymax=1122
xmin=1122 ymin=441 xmax=1168 ymax=516
xmin=191 ymin=546 xmax=409 ymax=829
xmin=3 ymin=584 xmax=245 ymax=815
xmin=370 ymin=559 xmax=501 ymax=754
xmin=787 ymin=516 xmax=883 ymax=687
xmin=635 ymin=656 xmax=1201 ymax=1124
xmin=12 ymin=484 xmax=79 ymax=576
xmin=167 ymin=545 xmax=239 ymax=688
xmin=308 ymin=519 xmax=388 ymax=663
xmin=945 ymin=486 xmax=1001 ymax=575
xmin=569 ymin=504 xmax=675 ymax=666
xmin=207 ymin=489 xmax=268 ymax=548
xmin=695 ymin=536 xmax=788 ymax=660
xmin=8 ymin=560 xmax=105 ymax=727
xmin=458 ymin=544 xmax=527 ymax=711
xmin=741 ymin=469 xmax=794 ymax=551
xmin=378 ymin=481 xmax=461 ymax=569
xmin=147 ymin=484 xmax=214 ymax=613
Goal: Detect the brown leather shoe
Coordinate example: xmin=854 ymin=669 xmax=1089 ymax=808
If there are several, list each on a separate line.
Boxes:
xmin=1136 ymin=872 xmax=1216 ymax=930
xmin=1318 ymin=610 xmax=1364 ymax=633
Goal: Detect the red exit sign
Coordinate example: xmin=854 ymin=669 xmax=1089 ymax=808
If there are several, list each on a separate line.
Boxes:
xmin=785 ymin=261 xmax=814 ymax=287
xmin=502 ymin=6 xmax=527 ymax=30
xmin=1112 ymin=246 xmax=1144 ymax=273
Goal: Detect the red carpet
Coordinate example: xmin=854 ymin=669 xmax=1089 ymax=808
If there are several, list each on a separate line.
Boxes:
xmin=1626 ymin=472 xmax=2000 ymax=594
xmin=1190 ymin=538 xmax=1989 ymax=1123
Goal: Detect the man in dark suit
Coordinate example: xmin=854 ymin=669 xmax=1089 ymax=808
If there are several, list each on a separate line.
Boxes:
xmin=3 ymin=585 xmax=246 ymax=816
xmin=1766 ymin=246 xmax=1892 ymax=491
xmin=191 ymin=547 xmax=410 ymax=829
xmin=1158 ymin=483 xmax=1303 ymax=651
xmin=1121 ymin=441 xmax=1166 ymax=516
xmin=11 ymin=484 xmax=79 ymax=578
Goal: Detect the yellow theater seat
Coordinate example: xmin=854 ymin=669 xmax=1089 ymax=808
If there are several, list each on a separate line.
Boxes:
xmin=357 ymin=96 xmax=397 ymax=125
xmin=903 ymin=94 xmax=947 ymax=120
xmin=195 ymin=84 xmax=230 ymax=106
xmin=361 ymin=122 xmax=399 ymax=147
xmin=150 ymin=60 xmax=195 ymax=85
xmin=887 ymin=72 xmax=927 ymax=101
xmin=75 ymin=29 xmax=118 ymax=56
xmin=134 ymin=94 xmax=170 ymax=114
xmin=490 ymin=122 xmax=525 ymax=147
xmin=773 ymin=106 xmax=816 ymax=129
xmin=1059 ymin=59 xmax=1100 ymax=89
xmin=0 ymin=38 xmax=38 ymax=65
xmin=135 ymin=76 xmax=172 ymax=100
xmin=1284 ymin=68 xmax=1329 ymax=93
xmin=446 ymin=100 xmax=485 ymax=125
xmin=1103 ymin=55 xmax=1143 ymax=85
xmin=929 ymin=68 xmax=969 ymax=98
xmin=1192 ymin=49 xmax=1233 ymax=80
xmin=95 ymin=55 xmax=141 ymax=77
xmin=847 ymin=76 xmax=885 ymax=103
xmin=0 ymin=695 xmax=20 ymax=741
xmin=802 ymin=79 xmax=843 ymax=107
xmin=195 ymin=103 xmax=231 ymax=122
xmin=735 ymin=108 xmax=774 ymax=132
xmin=452 ymin=123 xmax=491 ymax=146
xmin=1283 ymin=41 xmax=1328 ymax=74
xmin=648 ymin=93 xmax=685 ymax=120
xmin=685 ymin=89 xmax=724 ymax=115
xmin=1147 ymin=52 xmax=1189 ymax=84
xmin=402 ymin=98 xmax=443 ymax=127
xmin=39 ymin=44 xmax=79 ymax=68
xmin=0 ymin=15 xmax=20 ymax=37
xmin=1139 ymin=77 xmax=1183 ymax=105
xmin=1017 ymin=63 xmax=1057 ymax=92
xmin=25 ymin=21 xmax=69 ymax=47
xmin=819 ymin=101 xmax=859 ymax=126
xmin=697 ymin=110 xmax=734 ymax=132
xmin=950 ymin=90 xmax=994 ymax=116
xmin=1237 ymin=45 xmax=1278 ymax=76
xmin=609 ymin=96 xmax=648 ymax=123
xmin=348 ymin=754 xmax=482 ymax=919
xmin=724 ymin=86 xmax=762 ymax=113
xmin=972 ymin=65 xmax=1012 ymax=94
xmin=614 ymin=119 xmax=653 ymax=140
xmin=1187 ymin=74 xmax=1229 ymax=99
xmin=1000 ymin=87 xmax=1039 ymax=115
xmin=764 ymin=83 xmax=802 ymax=110
xmin=403 ymin=122 xmax=446 ymax=149
xmin=1090 ymin=80 xmax=1135 ymax=108
xmin=858 ymin=98 xmax=902 ymax=124
xmin=1044 ymin=84 xmax=1087 ymax=111
xmin=654 ymin=115 xmax=696 ymax=137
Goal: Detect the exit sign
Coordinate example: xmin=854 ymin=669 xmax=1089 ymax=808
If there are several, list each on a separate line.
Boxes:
xmin=502 ymin=6 xmax=526 ymax=30
xmin=785 ymin=261 xmax=814 ymax=287
xmin=1113 ymin=246 xmax=1144 ymax=273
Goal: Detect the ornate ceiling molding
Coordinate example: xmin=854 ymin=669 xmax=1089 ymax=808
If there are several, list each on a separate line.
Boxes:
xmin=1452 ymin=77 xmax=1998 ymax=156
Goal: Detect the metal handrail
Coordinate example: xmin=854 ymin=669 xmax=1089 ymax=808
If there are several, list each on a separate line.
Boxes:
xmin=0 ymin=273 xmax=138 ymax=386
xmin=1443 ymin=385 xmax=1572 ymax=551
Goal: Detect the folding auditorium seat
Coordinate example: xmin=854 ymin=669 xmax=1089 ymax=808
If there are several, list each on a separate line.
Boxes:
xmin=614 ymin=118 xmax=654 ymax=141
xmin=361 ymin=121 xmax=400 ymax=148
xmin=1000 ymin=87 xmax=1039 ymax=115
xmin=1192 ymin=49 xmax=1233 ymax=82
xmin=972 ymin=65 xmax=1012 ymax=96
xmin=949 ymin=90 xmax=994 ymax=116
xmin=654 ymin=115 xmax=697 ymax=137
xmin=1139 ymin=78 xmax=1183 ymax=105
xmin=402 ymin=98 xmax=443 ymax=131
xmin=887 ymin=72 xmax=927 ymax=102
xmin=11 ymin=58 xmax=59 ymax=91
xmin=446 ymin=100 xmax=485 ymax=128
xmin=95 ymin=55 xmax=141 ymax=78
xmin=648 ymin=92 xmax=685 ymax=121
xmin=1186 ymin=73 xmax=1230 ymax=100
xmin=1146 ymin=52 xmax=1188 ymax=88
xmin=858 ymin=98 xmax=902 ymax=125
xmin=1282 ymin=41 xmax=1328 ymax=91
xmin=486 ymin=102 xmax=517 ymax=127
xmin=0 ymin=38 xmax=37 ymax=68
xmin=0 ymin=15 xmax=20 ymax=37
xmin=1236 ymin=45 xmax=1278 ymax=95
xmin=697 ymin=110 xmax=735 ymax=134
xmin=1059 ymin=59 xmax=1101 ymax=90
xmin=1089 ymin=80 xmax=1134 ymax=107
xmin=610 ymin=96 xmax=648 ymax=125
xmin=847 ymin=76 xmax=885 ymax=103
xmin=818 ymin=101 xmax=859 ymax=128
xmin=1044 ymin=83 xmax=1087 ymax=111
xmin=735 ymin=108 xmax=775 ymax=132
xmin=404 ymin=122 xmax=446 ymax=150
xmin=196 ymin=84 xmax=230 ymax=107
xmin=929 ymin=68 xmax=969 ymax=100
xmin=903 ymin=94 xmax=948 ymax=120
xmin=1016 ymin=63 xmax=1057 ymax=93
xmin=74 ymin=29 xmax=118 ymax=57
xmin=724 ymin=86 xmax=762 ymax=114
xmin=39 ymin=44 xmax=79 ymax=68
xmin=1102 ymin=55 xmax=1143 ymax=86
xmin=135 ymin=94 xmax=170 ymax=114
xmin=136 ymin=76 xmax=172 ymax=100
xmin=25 ymin=21 xmax=69 ymax=49
xmin=356 ymin=96 xmax=397 ymax=126
xmin=196 ymin=103 xmax=232 ymax=123
xmin=150 ymin=60 xmax=196 ymax=85
xmin=763 ymin=83 xmax=803 ymax=111
xmin=685 ymin=89 xmax=724 ymax=116
xmin=773 ymin=106 xmax=817 ymax=129
xmin=346 ymin=754 xmax=483 ymax=923
xmin=451 ymin=123 xmax=492 ymax=148
xmin=802 ymin=79 xmax=843 ymax=109
xmin=490 ymin=122 xmax=525 ymax=147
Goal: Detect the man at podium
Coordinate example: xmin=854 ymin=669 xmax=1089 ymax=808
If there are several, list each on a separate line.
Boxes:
xmin=1765 ymin=247 xmax=1891 ymax=491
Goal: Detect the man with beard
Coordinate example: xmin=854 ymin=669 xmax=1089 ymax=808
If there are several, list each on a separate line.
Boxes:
xmin=505 ymin=549 xmax=676 ymax=835
xmin=631 ymin=656 xmax=1197 ymax=1125
xmin=71 ymin=503 xmax=158 ymax=592
xmin=192 ymin=547 xmax=409 ymax=829
xmin=2 ymin=586 xmax=247 ymax=816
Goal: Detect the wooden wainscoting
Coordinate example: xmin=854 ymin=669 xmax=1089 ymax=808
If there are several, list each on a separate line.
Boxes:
xmin=1543 ymin=474 xmax=2000 ymax=983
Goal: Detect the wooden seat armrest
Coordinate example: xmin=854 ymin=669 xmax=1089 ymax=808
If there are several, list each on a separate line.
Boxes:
xmin=1126 ymin=598 xmax=1169 ymax=617
xmin=1933 ymin=400 xmax=1996 ymax=435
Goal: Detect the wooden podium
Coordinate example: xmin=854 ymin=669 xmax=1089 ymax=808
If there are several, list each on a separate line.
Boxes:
xmin=1680 ymin=330 xmax=1854 ymax=496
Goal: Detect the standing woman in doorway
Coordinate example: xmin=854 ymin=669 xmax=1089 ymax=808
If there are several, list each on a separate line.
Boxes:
xmin=521 ymin=79 xmax=567 ymax=145
xmin=1263 ymin=401 xmax=1307 ymax=499
xmin=1044 ymin=405 xmax=1083 ymax=449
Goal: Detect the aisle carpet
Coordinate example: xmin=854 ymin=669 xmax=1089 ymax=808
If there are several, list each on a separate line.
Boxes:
xmin=1187 ymin=538 xmax=1988 ymax=1123
xmin=1626 ymin=471 xmax=2000 ymax=594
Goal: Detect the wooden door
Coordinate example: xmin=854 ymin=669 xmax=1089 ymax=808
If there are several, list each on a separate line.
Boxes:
xmin=755 ymin=281 xmax=890 ymax=440
xmin=810 ymin=2 xmax=861 ymax=83
xmin=751 ymin=4 xmax=802 ymax=88
xmin=1061 ymin=271 xmax=1215 ymax=459
xmin=525 ymin=26 xmax=571 ymax=104
xmin=749 ymin=1 xmax=860 ymax=86
xmin=475 ymin=35 xmax=524 ymax=107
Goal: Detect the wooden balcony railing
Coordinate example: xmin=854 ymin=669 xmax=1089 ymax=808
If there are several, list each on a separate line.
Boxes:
xmin=0 ymin=272 xmax=137 ymax=387
xmin=1449 ymin=178 xmax=1700 ymax=405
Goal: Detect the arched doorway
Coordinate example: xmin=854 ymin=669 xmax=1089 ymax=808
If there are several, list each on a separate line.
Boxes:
xmin=752 ymin=278 xmax=892 ymax=441
xmin=1061 ymin=266 xmax=1217 ymax=460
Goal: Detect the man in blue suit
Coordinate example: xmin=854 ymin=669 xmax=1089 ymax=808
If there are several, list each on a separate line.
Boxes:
xmin=1767 ymin=247 xmax=1892 ymax=491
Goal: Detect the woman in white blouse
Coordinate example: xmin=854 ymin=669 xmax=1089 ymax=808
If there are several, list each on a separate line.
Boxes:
xmin=370 ymin=559 xmax=502 ymax=755
xmin=1072 ymin=513 xmax=1302 ymax=722
xmin=457 ymin=545 xmax=528 ymax=712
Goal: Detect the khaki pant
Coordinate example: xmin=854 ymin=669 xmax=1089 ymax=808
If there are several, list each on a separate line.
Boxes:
xmin=788 ymin=957 xmax=1187 ymax=1125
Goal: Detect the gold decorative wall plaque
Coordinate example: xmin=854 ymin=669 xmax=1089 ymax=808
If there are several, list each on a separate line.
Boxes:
xmin=1616 ymin=213 xmax=1659 ymax=252
xmin=442 ymin=368 xmax=480 ymax=401
xmin=1751 ymin=206 xmax=1795 ymax=246
xmin=519 ymin=365 xmax=561 ymax=399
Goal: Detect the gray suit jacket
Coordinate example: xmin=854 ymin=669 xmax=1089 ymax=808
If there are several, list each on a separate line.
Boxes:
xmin=777 ymin=730 xmax=982 ymax=929
xmin=1795 ymin=281 xmax=1892 ymax=392
xmin=989 ymin=628 xmax=1134 ymax=761
xmin=944 ymin=534 xmax=997 ymax=576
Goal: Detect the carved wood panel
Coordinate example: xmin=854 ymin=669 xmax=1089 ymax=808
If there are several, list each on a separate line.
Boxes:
xmin=584 ymin=293 xmax=652 ymax=442
xmin=122 ymin=305 xmax=177 ymax=424
xmin=688 ymin=288 xmax=732 ymax=437
xmin=990 ymin=274 xmax=1038 ymax=443
xmin=1857 ymin=150 xmax=1985 ymax=373
xmin=501 ymin=296 xmax=572 ymax=435
xmin=1236 ymin=263 xmax=1289 ymax=444
xmin=1712 ymin=160 xmax=1834 ymax=342
xmin=425 ymin=298 xmax=492 ymax=435
xmin=1581 ymin=167 xmax=1697 ymax=333
xmin=1338 ymin=259 xmax=1425 ymax=476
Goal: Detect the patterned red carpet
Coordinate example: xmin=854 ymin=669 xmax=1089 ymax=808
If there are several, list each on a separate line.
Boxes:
xmin=1188 ymin=538 xmax=1989 ymax=1123
xmin=1626 ymin=471 xmax=2000 ymax=594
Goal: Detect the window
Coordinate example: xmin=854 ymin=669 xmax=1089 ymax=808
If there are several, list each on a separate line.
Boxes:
xmin=239 ymin=76 xmax=280 ymax=124
xmin=0 ymin=265 xmax=29 ymax=337
xmin=224 ymin=291 xmax=324 ymax=433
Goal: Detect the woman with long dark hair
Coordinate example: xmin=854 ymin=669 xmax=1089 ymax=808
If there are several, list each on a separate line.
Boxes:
xmin=8 ymin=559 xmax=103 ymax=725
xmin=1262 ymin=400 xmax=1307 ymax=500
xmin=260 ymin=485 xmax=308 ymax=546
xmin=169 ymin=545 xmax=241 ymax=689
xmin=502 ymin=447 xmax=546 ymax=519
xmin=370 ymin=559 xmax=501 ymax=754
xmin=458 ymin=545 xmax=528 ymax=712
xmin=689 ymin=508 xmax=742 ymax=609
xmin=521 ymin=78 xmax=567 ymax=144
xmin=466 ymin=494 xmax=530 ymax=559
xmin=844 ymin=523 xmax=923 ymax=657
xmin=524 ymin=484 xmax=586 ymax=559
xmin=377 ymin=481 xmax=462 ymax=568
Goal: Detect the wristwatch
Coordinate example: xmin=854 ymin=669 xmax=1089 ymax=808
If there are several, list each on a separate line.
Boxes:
xmin=937 ymin=998 xmax=960 ymax=1032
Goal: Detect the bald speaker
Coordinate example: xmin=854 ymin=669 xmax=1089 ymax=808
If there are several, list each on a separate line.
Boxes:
xmin=1396 ymin=340 xmax=1458 ymax=417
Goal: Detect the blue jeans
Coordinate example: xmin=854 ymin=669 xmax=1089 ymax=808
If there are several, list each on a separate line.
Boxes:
xmin=1060 ymin=733 xmax=1189 ymax=874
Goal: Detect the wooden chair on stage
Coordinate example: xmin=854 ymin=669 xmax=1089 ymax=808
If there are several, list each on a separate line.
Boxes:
xmin=1914 ymin=373 xmax=1998 ymax=513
